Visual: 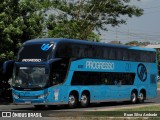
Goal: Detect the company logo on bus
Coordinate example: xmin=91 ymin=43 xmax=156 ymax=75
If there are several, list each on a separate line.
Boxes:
xmin=41 ymin=44 xmax=53 ymax=51
xmin=86 ymin=61 xmax=114 ymax=70
xmin=137 ymin=63 xmax=147 ymax=82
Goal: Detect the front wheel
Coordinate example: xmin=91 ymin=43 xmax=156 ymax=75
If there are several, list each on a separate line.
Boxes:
xmin=68 ymin=94 xmax=78 ymax=108
xmin=131 ymin=92 xmax=137 ymax=104
xmin=80 ymin=93 xmax=90 ymax=108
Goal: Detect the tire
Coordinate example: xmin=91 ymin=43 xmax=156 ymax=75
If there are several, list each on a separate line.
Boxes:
xmin=68 ymin=94 xmax=78 ymax=108
xmin=131 ymin=91 xmax=137 ymax=104
xmin=34 ymin=105 xmax=45 ymax=109
xmin=138 ymin=92 xmax=145 ymax=103
xmin=80 ymin=93 xmax=90 ymax=108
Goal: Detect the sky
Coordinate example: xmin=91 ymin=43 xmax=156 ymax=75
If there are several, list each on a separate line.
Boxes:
xmin=101 ymin=0 xmax=160 ymax=44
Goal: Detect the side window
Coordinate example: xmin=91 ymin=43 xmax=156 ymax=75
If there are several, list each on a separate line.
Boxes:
xmin=102 ymin=73 xmax=114 ymax=85
xmin=117 ymin=49 xmax=123 ymax=60
xmin=122 ymin=50 xmax=128 ymax=60
xmin=55 ymin=43 xmax=71 ymax=58
xmin=71 ymin=44 xmax=77 ymax=58
xmin=103 ymin=48 xmax=109 ymax=59
xmin=109 ymin=48 xmax=116 ymax=60
xmin=129 ymin=51 xmax=137 ymax=61
xmin=87 ymin=45 xmax=93 ymax=58
xmin=71 ymin=72 xmax=83 ymax=85
xmin=150 ymin=52 xmax=156 ymax=63
xmin=89 ymin=72 xmax=101 ymax=85
xmin=71 ymin=72 xmax=88 ymax=85
xmin=51 ymin=59 xmax=69 ymax=85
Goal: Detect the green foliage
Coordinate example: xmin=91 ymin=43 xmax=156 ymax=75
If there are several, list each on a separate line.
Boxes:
xmin=125 ymin=41 xmax=150 ymax=46
xmin=47 ymin=0 xmax=143 ymax=40
xmin=0 ymin=0 xmax=144 ymax=61
xmin=0 ymin=0 xmax=46 ymax=61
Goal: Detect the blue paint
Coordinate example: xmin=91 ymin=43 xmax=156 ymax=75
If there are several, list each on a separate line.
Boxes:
xmin=41 ymin=44 xmax=53 ymax=51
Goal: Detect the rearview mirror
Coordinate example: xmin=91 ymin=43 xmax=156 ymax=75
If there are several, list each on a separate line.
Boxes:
xmin=3 ymin=60 xmax=15 ymax=79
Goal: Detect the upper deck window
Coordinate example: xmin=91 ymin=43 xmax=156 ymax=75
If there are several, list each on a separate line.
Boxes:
xmin=17 ymin=43 xmax=54 ymax=62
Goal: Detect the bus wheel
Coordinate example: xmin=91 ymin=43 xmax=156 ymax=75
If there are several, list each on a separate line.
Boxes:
xmin=80 ymin=93 xmax=90 ymax=108
xmin=34 ymin=105 xmax=45 ymax=109
xmin=131 ymin=92 xmax=137 ymax=104
xmin=68 ymin=94 xmax=78 ymax=108
xmin=138 ymin=92 xmax=145 ymax=103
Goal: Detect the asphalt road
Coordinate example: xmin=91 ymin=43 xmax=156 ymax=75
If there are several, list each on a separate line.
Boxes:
xmin=0 ymin=90 xmax=160 ymax=111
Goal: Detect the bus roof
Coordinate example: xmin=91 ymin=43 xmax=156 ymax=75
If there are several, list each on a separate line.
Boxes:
xmin=24 ymin=38 xmax=156 ymax=52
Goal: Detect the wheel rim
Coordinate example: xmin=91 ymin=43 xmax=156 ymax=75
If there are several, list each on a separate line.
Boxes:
xmin=69 ymin=95 xmax=76 ymax=105
xmin=132 ymin=93 xmax=136 ymax=102
xmin=81 ymin=95 xmax=88 ymax=104
xmin=139 ymin=92 xmax=144 ymax=101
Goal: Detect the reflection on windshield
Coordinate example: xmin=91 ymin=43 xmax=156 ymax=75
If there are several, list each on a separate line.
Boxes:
xmin=13 ymin=67 xmax=48 ymax=89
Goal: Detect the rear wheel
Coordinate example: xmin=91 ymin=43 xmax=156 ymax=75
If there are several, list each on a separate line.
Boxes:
xmin=138 ymin=92 xmax=145 ymax=103
xmin=131 ymin=91 xmax=137 ymax=104
xmin=80 ymin=93 xmax=90 ymax=108
xmin=68 ymin=94 xmax=78 ymax=108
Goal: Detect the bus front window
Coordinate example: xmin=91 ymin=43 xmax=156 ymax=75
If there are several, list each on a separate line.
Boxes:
xmin=13 ymin=67 xmax=49 ymax=89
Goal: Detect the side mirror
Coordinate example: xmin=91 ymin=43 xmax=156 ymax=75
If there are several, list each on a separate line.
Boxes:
xmin=3 ymin=60 xmax=15 ymax=79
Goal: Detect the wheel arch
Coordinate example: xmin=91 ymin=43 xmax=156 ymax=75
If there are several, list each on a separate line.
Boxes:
xmin=81 ymin=90 xmax=90 ymax=97
xmin=69 ymin=90 xmax=79 ymax=100
xmin=131 ymin=89 xmax=138 ymax=95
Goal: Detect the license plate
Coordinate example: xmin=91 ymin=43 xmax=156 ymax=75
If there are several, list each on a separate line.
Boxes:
xmin=25 ymin=101 xmax=31 ymax=104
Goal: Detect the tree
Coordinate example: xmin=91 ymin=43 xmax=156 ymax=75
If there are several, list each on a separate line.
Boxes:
xmin=125 ymin=41 xmax=150 ymax=46
xmin=0 ymin=0 xmax=47 ymax=61
xmin=47 ymin=0 xmax=143 ymax=41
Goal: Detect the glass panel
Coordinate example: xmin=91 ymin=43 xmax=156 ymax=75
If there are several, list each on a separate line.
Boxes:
xmin=12 ymin=66 xmax=49 ymax=89
xmin=17 ymin=43 xmax=54 ymax=62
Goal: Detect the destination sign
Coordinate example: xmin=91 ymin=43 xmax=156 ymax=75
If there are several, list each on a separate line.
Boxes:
xmin=22 ymin=59 xmax=42 ymax=62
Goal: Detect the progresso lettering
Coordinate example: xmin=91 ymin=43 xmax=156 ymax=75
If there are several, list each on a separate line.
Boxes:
xmin=22 ymin=59 xmax=41 ymax=62
xmin=86 ymin=61 xmax=114 ymax=70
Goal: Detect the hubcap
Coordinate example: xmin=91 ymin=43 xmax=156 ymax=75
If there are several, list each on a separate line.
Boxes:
xmin=139 ymin=93 xmax=144 ymax=100
xmin=132 ymin=93 xmax=136 ymax=102
xmin=69 ymin=95 xmax=75 ymax=105
xmin=81 ymin=95 xmax=87 ymax=104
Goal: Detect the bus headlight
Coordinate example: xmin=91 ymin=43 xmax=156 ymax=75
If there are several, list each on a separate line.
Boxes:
xmin=13 ymin=93 xmax=19 ymax=99
xmin=38 ymin=93 xmax=49 ymax=99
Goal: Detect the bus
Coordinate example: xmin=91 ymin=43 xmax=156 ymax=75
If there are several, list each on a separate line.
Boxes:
xmin=3 ymin=38 xmax=158 ymax=108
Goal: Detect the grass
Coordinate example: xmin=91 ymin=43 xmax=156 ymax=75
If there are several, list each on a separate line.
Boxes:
xmin=83 ymin=105 xmax=160 ymax=119
xmin=117 ymin=105 xmax=160 ymax=111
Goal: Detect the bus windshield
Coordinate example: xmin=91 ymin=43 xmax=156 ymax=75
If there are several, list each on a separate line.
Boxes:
xmin=12 ymin=66 xmax=49 ymax=89
xmin=17 ymin=43 xmax=54 ymax=62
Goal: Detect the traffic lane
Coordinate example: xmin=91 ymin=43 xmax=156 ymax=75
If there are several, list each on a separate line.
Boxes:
xmin=1 ymin=90 xmax=160 ymax=111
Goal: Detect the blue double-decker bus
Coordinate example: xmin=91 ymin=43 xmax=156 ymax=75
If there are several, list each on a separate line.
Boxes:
xmin=3 ymin=38 xmax=158 ymax=108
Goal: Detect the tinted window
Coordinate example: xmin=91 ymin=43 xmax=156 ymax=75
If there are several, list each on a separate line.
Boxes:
xmin=55 ymin=43 xmax=71 ymax=58
xmin=71 ymin=71 xmax=135 ymax=86
xmin=17 ymin=44 xmax=54 ymax=62
xmin=55 ymin=42 xmax=156 ymax=63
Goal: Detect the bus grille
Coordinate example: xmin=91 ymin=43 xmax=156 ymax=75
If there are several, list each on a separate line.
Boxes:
xmin=19 ymin=96 xmax=38 ymax=99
